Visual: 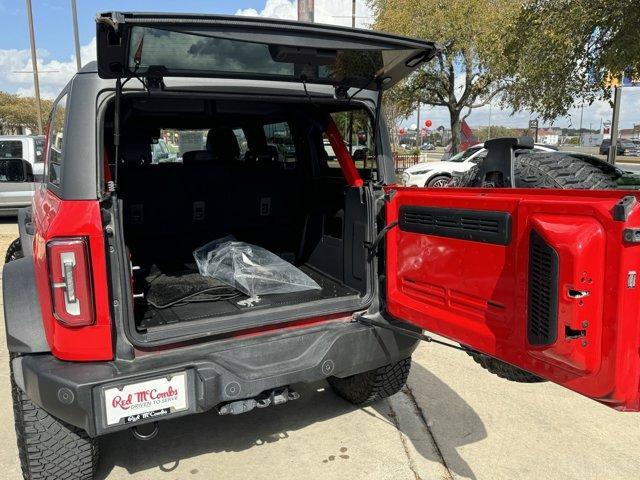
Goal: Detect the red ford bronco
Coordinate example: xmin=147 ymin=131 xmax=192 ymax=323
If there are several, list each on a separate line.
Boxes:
xmin=4 ymin=12 xmax=640 ymax=480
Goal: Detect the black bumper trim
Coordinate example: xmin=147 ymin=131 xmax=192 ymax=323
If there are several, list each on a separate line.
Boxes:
xmin=14 ymin=321 xmax=418 ymax=436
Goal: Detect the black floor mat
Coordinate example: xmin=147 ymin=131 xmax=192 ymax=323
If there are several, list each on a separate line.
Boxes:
xmin=135 ymin=263 xmax=359 ymax=331
xmin=143 ymin=265 xmax=235 ymax=306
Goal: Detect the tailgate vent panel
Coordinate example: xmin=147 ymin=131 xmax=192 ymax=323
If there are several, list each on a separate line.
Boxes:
xmin=527 ymin=230 xmax=559 ymax=346
xmin=398 ymin=206 xmax=511 ymax=245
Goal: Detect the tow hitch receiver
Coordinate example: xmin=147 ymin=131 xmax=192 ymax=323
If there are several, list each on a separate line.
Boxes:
xmin=217 ymin=386 xmax=300 ymax=416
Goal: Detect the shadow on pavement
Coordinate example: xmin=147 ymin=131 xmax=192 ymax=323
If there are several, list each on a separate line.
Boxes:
xmin=96 ymin=381 xmax=356 ymax=479
xmin=401 ymin=362 xmax=486 ymax=480
xmin=97 ymin=363 xmax=485 ymax=479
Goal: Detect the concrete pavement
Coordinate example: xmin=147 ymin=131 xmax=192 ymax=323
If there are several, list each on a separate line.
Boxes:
xmin=0 ymin=219 xmax=639 ymax=479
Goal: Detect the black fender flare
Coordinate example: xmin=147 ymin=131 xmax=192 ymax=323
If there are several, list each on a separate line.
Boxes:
xmin=3 ymin=257 xmax=50 ymax=353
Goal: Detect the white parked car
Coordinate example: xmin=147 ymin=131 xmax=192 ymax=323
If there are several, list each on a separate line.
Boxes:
xmin=402 ymin=142 xmax=557 ymax=187
xmin=0 ymin=135 xmax=45 ymax=180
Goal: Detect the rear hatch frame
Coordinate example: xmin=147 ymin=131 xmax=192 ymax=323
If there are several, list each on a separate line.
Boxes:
xmin=96 ymin=12 xmax=440 ymax=91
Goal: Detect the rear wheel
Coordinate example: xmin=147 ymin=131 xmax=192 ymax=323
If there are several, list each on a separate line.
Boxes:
xmin=456 ymin=152 xmax=617 ymax=383
xmin=5 ymin=238 xmax=23 ymax=263
xmin=328 ymin=358 xmax=411 ymax=405
xmin=11 ymin=360 xmax=98 ymax=480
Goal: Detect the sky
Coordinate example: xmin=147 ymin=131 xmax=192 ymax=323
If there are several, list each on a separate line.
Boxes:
xmin=0 ymin=0 xmax=638 ymax=132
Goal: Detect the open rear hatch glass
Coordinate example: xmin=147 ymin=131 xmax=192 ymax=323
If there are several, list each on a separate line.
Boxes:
xmin=96 ymin=12 xmax=440 ymax=89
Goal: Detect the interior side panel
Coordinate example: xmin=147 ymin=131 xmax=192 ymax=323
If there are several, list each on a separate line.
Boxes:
xmin=386 ymin=187 xmax=640 ymax=411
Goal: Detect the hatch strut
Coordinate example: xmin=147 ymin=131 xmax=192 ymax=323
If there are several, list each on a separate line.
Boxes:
xmin=373 ymin=79 xmax=384 ymax=161
xmin=111 ymin=60 xmax=143 ymax=192
xmin=111 ymin=75 xmax=122 ymax=192
xmin=354 ymin=315 xmax=470 ymax=352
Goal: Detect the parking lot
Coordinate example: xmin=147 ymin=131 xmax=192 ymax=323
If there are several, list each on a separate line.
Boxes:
xmin=0 ymin=220 xmax=639 ymax=479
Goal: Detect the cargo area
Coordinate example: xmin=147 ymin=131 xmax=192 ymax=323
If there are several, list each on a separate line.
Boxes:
xmin=106 ymin=96 xmax=377 ymax=342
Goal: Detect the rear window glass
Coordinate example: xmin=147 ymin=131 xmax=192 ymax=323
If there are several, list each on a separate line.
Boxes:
xmin=153 ymin=125 xmax=297 ymax=167
xmin=263 ymin=122 xmax=296 ymax=167
xmin=233 ymin=128 xmax=248 ymax=158
xmin=127 ymin=26 xmax=419 ymax=89
xmin=323 ymin=110 xmax=374 ymax=170
xmin=175 ymin=130 xmax=207 ymax=159
xmin=0 ymin=140 xmax=22 ymax=159
xmin=47 ymin=94 xmax=68 ymax=187
xmin=34 ymin=137 xmax=45 ymax=163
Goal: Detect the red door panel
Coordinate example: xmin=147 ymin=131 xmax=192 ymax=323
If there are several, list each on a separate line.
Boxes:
xmin=386 ymin=187 xmax=640 ymax=411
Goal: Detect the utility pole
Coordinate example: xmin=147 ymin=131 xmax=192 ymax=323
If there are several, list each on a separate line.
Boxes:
xmin=297 ymin=0 xmax=314 ymax=22
xmin=71 ymin=0 xmax=81 ymax=70
xmin=608 ymin=85 xmax=622 ymax=165
xmin=25 ymin=0 xmax=43 ymax=134
xmin=578 ymin=103 xmax=584 ymax=133
xmin=352 ymin=0 xmax=356 ymax=27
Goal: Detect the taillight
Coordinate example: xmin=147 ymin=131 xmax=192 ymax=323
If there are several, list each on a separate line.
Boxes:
xmin=47 ymin=238 xmax=95 ymax=327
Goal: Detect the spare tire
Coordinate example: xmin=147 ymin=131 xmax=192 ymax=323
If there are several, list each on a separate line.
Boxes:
xmin=456 ymin=152 xmax=617 ymax=383
xmin=453 ymin=152 xmax=618 ymax=189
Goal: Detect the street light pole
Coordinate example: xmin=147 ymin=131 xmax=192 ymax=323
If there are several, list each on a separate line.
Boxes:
xmin=416 ymin=102 xmax=421 ymax=149
xmin=25 ymin=0 xmax=43 ymax=134
xmin=71 ymin=0 xmax=81 ymax=71
xmin=487 ymin=101 xmax=492 ymax=141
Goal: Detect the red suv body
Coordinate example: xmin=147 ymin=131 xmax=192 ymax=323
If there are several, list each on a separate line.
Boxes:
xmin=4 ymin=12 xmax=640 ymax=480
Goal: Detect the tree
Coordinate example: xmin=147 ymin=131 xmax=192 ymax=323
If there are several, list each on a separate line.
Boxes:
xmin=370 ymin=0 xmax=520 ymax=153
xmin=473 ymin=125 xmax=518 ymax=143
xmin=503 ymin=0 xmax=640 ymax=120
xmin=382 ymin=86 xmax=413 ymax=149
xmin=0 ymin=92 xmax=52 ymax=133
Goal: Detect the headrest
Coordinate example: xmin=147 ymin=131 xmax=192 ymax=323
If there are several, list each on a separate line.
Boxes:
xmin=257 ymin=145 xmax=279 ymax=164
xmin=121 ymin=142 xmax=152 ymax=165
xmin=182 ymin=150 xmax=217 ymax=165
xmin=206 ymin=127 xmax=240 ymax=161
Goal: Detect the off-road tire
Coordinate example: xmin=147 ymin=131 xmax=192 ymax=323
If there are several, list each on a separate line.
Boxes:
xmin=328 ymin=358 xmax=411 ymax=405
xmin=514 ymin=153 xmax=617 ymax=189
xmin=455 ymin=152 xmax=616 ymax=383
xmin=5 ymin=238 xmax=23 ymax=263
xmin=466 ymin=351 xmax=545 ymax=383
xmin=11 ymin=356 xmax=98 ymax=480
xmin=453 ymin=152 xmax=618 ymax=189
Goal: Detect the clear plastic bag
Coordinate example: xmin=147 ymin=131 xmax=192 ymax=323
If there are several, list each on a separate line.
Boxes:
xmin=193 ymin=237 xmax=321 ymax=297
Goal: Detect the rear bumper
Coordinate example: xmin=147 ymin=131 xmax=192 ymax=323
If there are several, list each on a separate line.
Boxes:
xmin=12 ymin=320 xmax=418 ymax=437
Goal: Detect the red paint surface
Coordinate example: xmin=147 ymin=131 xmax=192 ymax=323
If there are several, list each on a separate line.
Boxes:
xmin=325 ymin=119 xmax=364 ymax=187
xmin=386 ymin=187 xmax=640 ymax=411
xmin=32 ymin=188 xmax=113 ymax=361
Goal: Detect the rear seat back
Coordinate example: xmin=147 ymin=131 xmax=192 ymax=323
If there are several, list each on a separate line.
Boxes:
xmin=121 ymin=131 xmax=304 ymax=262
xmin=182 ymin=154 xmax=301 ymax=254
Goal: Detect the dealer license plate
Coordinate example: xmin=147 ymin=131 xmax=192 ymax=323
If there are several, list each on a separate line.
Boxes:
xmin=103 ymin=372 xmax=188 ymax=426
